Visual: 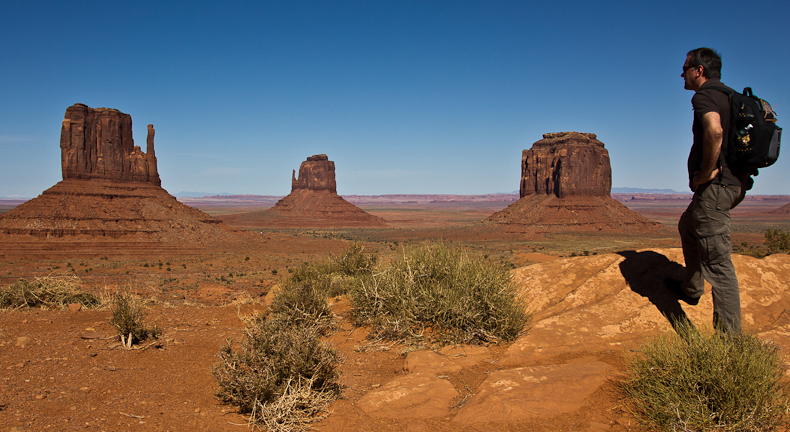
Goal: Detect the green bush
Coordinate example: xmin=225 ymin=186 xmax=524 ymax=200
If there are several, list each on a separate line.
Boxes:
xmin=0 ymin=277 xmax=98 ymax=310
xmin=622 ymin=323 xmax=790 ymax=431
xmin=288 ymin=242 xmax=377 ymax=297
xmin=765 ymin=228 xmax=790 ymax=255
xmin=348 ymin=242 xmax=530 ymax=345
xmin=108 ymin=292 xmax=161 ymax=346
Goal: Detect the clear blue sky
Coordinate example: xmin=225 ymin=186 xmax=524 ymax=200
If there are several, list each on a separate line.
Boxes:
xmin=2 ymin=0 xmax=789 ymax=197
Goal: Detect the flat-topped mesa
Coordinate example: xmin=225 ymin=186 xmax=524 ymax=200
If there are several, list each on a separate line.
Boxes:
xmin=60 ymin=103 xmax=160 ymax=185
xmin=291 ymin=154 xmax=337 ymax=193
xmin=521 ymin=132 xmax=611 ymax=199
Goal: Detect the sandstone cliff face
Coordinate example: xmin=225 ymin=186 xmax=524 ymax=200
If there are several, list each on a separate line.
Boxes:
xmin=292 ymin=154 xmax=336 ymax=193
xmin=521 ymin=132 xmax=611 ymax=198
xmin=60 ymin=103 xmax=160 ymax=185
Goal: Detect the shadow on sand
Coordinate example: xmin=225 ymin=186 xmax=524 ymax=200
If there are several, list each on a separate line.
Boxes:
xmin=617 ymin=250 xmax=691 ymax=331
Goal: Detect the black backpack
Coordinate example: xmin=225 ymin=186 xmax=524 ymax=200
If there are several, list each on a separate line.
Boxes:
xmin=711 ymin=85 xmax=782 ymax=170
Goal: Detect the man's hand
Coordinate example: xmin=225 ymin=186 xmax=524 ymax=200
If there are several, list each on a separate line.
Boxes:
xmin=692 ymin=168 xmax=720 ymax=191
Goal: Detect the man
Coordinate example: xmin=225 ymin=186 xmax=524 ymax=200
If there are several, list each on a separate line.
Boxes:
xmin=666 ymin=47 xmax=747 ymax=333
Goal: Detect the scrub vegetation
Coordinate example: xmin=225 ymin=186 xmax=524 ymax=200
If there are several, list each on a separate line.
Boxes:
xmin=348 ymin=242 xmax=530 ymax=346
xmin=0 ymin=276 xmax=98 ymax=310
xmin=212 ymin=241 xmax=530 ymax=430
xmin=109 ymin=291 xmax=162 ymax=346
xmin=622 ymin=323 xmax=790 ymax=431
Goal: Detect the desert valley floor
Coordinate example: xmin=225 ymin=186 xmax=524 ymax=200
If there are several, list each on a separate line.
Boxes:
xmin=1 ymin=193 xmax=789 ymax=432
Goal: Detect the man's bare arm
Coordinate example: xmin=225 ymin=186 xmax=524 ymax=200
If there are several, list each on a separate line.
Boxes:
xmin=693 ymin=111 xmax=723 ymax=190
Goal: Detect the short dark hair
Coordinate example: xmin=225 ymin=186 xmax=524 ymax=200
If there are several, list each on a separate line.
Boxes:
xmin=687 ymin=47 xmax=722 ymax=79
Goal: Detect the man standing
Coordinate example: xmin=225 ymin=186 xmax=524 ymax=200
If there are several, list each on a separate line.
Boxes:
xmin=667 ymin=47 xmax=747 ymax=333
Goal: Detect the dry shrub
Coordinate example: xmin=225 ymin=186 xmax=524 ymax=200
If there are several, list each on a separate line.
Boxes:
xmin=108 ymin=291 xmax=161 ymax=346
xmin=348 ymin=242 xmax=530 ymax=345
xmin=622 ymin=323 xmax=790 ymax=431
xmin=269 ymin=278 xmax=334 ymax=331
xmin=213 ymin=316 xmax=341 ymax=430
xmin=0 ymin=276 xmax=98 ymax=310
xmin=211 ymin=245 xmax=358 ymax=430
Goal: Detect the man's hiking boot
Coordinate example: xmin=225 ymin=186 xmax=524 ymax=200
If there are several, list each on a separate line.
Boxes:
xmin=664 ymin=277 xmax=701 ymax=306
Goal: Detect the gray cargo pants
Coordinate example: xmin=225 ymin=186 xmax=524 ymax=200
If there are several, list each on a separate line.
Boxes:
xmin=678 ymin=181 xmax=742 ymax=333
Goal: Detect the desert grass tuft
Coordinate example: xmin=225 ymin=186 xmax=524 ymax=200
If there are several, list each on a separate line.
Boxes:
xmin=108 ymin=291 xmax=161 ymax=346
xmin=622 ymin=322 xmax=790 ymax=431
xmin=348 ymin=242 xmax=530 ymax=345
xmin=0 ymin=276 xmax=98 ymax=310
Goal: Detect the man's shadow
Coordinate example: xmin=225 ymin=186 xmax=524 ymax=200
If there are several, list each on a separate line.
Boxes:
xmin=617 ymin=250 xmax=691 ymax=331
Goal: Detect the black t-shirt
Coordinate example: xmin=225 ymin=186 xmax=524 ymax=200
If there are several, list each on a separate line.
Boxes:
xmin=688 ymin=79 xmax=742 ymax=188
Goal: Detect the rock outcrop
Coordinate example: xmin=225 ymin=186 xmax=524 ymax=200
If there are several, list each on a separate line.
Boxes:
xmin=220 ymin=154 xmax=385 ymax=228
xmin=521 ymin=132 xmax=610 ymax=198
xmin=60 ymin=103 xmax=160 ymax=185
xmin=486 ymin=132 xmax=659 ymax=231
xmin=0 ymin=104 xmax=243 ymax=248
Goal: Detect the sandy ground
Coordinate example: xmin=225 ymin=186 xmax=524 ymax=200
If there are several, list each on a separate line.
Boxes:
xmin=1 ymin=197 xmax=789 ymax=431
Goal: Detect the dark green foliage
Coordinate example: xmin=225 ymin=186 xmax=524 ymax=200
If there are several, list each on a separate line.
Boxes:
xmin=765 ymin=228 xmax=790 ymax=255
xmin=0 ymin=277 xmax=98 ymax=310
xmin=348 ymin=242 xmax=530 ymax=345
xmin=623 ymin=323 xmax=790 ymax=431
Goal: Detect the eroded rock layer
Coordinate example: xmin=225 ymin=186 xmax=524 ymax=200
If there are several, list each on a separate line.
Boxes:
xmin=0 ymin=179 xmax=240 ymax=244
xmin=486 ymin=194 xmax=658 ymax=231
xmin=61 ymin=103 xmax=160 ymax=185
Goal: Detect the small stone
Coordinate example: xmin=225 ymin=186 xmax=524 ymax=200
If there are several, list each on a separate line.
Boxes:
xmin=68 ymin=303 xmax=82 ymax=313
xmin=15 ymin=337 xmax=30 ymax=348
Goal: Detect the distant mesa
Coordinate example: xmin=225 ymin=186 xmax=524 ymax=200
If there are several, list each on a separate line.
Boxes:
xmin=770 ymin=203 xmax=790 ymax=214
xmin=0 ymin=103 xmax=240 ymax=248
xmin=219 ymin=154 xmax=385 ymax=228
xmin=486 ymin=132 xmax=660 ymax=231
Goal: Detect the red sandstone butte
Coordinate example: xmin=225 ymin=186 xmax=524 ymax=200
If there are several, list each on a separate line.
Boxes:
xmin=0 ymin=104 xmax=242 ymax=247
xmin=220 ymin=154 xmax=385 ymax=228
xmin=487 ymin=132 xmax=659 ymax=231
